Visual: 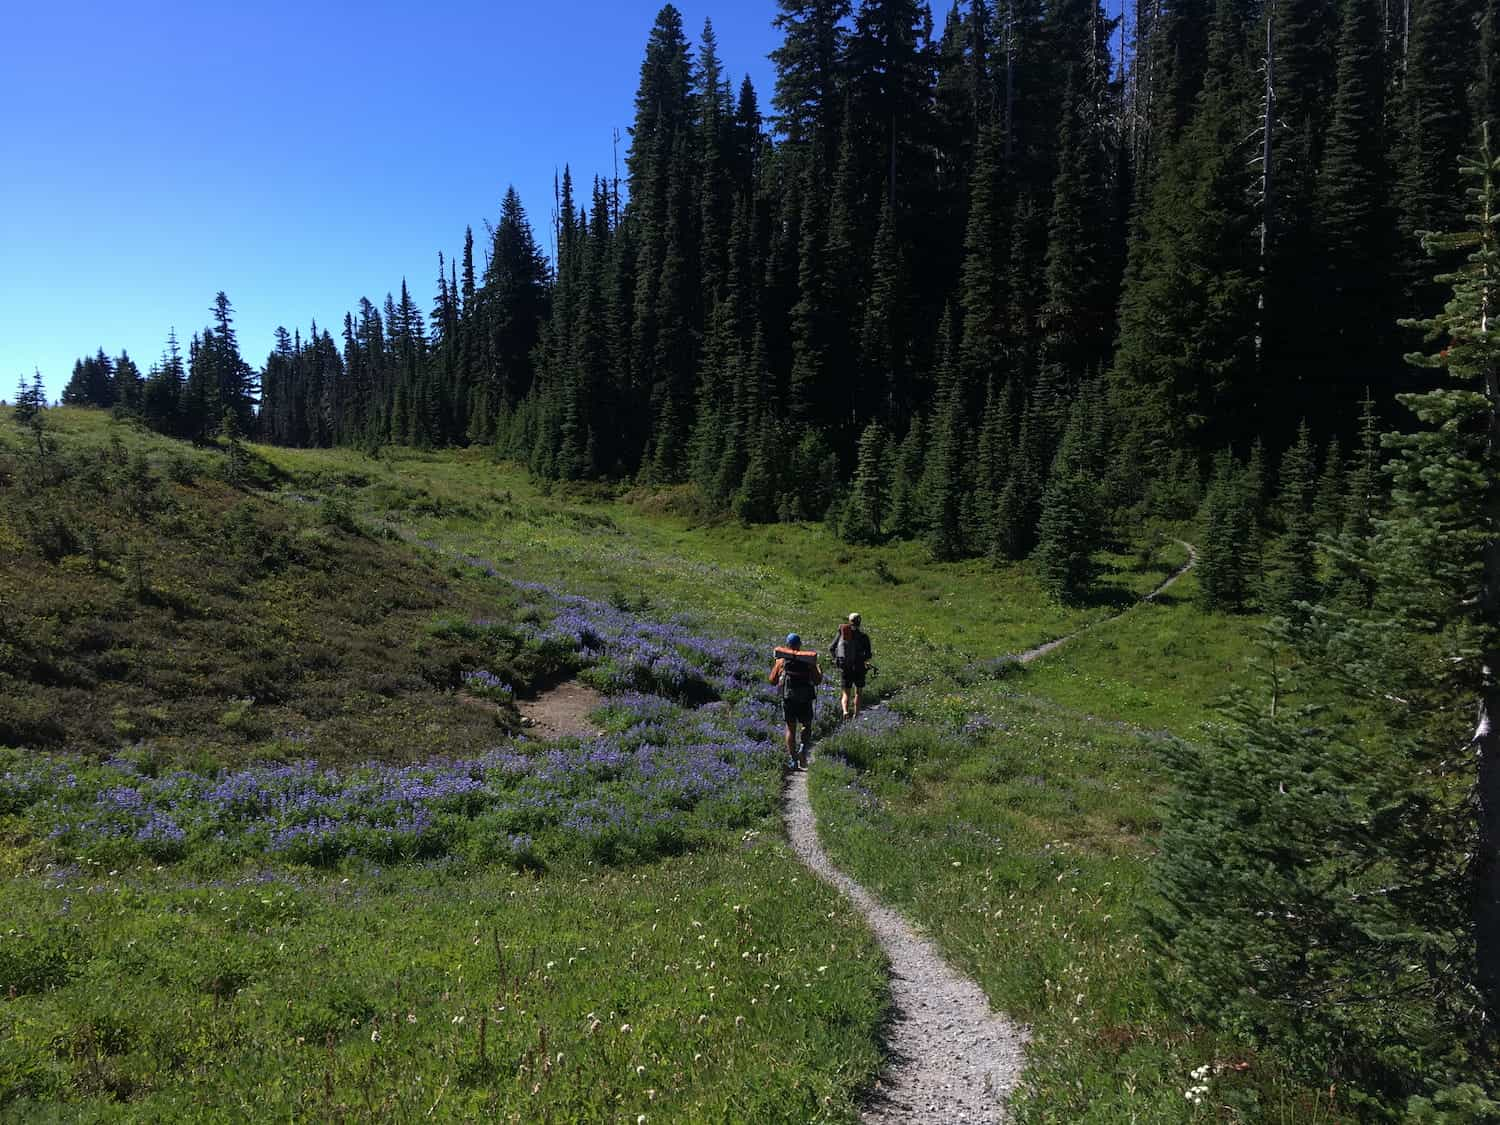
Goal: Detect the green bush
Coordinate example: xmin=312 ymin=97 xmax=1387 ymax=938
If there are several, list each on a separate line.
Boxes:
xmin=0 ymin=930 xmax=84 ymax=996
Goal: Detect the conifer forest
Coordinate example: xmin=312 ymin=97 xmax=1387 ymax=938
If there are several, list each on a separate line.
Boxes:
xmin=61 ymin=0 xmax=1484 ymax=554
xmin=16 ymin=0 xmax=1500 ymax=1116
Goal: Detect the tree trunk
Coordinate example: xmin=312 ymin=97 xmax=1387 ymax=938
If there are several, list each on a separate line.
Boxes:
xmin=1256 ymin=0 xmax=1276 ymax=366
xmin=1480 ymin=164 xmax=1500 ymax=1019
xmin=1004 ymin=0 xmax=1015 ymax=164
xmin=1478 ymin=680 xmax=1500 ymax=1019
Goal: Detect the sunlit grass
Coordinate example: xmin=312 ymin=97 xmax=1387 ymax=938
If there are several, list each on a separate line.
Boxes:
xmin=1 ymin=408 xmax=1299 ymax=1120
xmin=0 ymin=844 xmax=883 ymax=1121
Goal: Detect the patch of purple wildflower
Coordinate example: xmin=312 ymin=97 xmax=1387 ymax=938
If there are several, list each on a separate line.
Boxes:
xmin=462 ymin=670 xmax=514 ymax=702
xmin=14 ymin=582 xmax=834 ymax=864
xmin=14 ymin=575 xmax=837 ymax=868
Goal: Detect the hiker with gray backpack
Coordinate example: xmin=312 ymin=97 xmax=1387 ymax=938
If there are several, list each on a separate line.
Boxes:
xmin=830 ymin=612 xmax=873 ymax=720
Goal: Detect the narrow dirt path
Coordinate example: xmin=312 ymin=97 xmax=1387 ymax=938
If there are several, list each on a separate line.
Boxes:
xmin=785 ymin=768 xmax=1028 ymax=1123
xmin=783 ymin=540 xmax=1197 ymax=1122
xmin=1016 ymin=540 xmax=1197 ymax=664
xmin=517 ymin=679 xmax=605 ymax=739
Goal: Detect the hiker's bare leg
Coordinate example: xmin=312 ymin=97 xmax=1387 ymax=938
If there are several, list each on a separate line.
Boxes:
xmin=784 ymin=722 xmax=797 ymax=761
xmin=840 ymin=688 xmax=851 ymax=718
xmin=798 ymin=722 xmax=811 ymax=767
xmin=851 ymin=685 xmax=861 ymax=718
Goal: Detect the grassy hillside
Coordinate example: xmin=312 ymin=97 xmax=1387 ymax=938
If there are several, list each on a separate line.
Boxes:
xmin=0 ymin=409 xmax=536 ymax=763
xmin=0 ymin=407 xmax=1293 ymax=1120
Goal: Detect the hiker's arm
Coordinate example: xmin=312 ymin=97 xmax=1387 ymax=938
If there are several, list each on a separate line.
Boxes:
xmin=768 ymin=659 xmax=784 ymax=685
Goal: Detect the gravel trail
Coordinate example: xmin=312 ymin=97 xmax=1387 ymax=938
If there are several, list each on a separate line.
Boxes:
xmin=785 ymin=768 xmax=1029 ymax=1123
xmin=782 ymin=540 xmax=1197 ymax=1122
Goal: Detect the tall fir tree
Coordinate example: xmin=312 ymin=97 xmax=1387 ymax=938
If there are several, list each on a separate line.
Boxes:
xmin=840 ymin=420 xmax=889 ymax=543
xmin=1266 ymin=420 xmax=1320 ymax=617
xmin=1313 ymin=0 xmax=1396 ymax=428
xmin=770 ymin=0 xmax=850 ymax=151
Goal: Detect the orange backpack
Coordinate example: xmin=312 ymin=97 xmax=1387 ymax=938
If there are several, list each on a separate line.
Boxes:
xmin=773 ymin=646 xmax=821 ymax=700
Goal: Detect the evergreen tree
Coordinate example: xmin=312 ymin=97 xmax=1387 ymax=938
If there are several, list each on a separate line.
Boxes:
xmin=974 ymin=375 xmax=1015 ymax=555
xmin=1314 ymin=0 xmax=1395 ymax=424
xmin=1033 ymin=401 xmax=1103 ymax=602
xmin=142 ymin=330 xmax=185 ymax=436
xmin=840 ymin=420 xmax=889 ymax=543
xmin=990 ymin=398 xmax=1048 ymax=561
xmin=1314 ymin=434 xmax=1345 ymax=534
xmin=483 ymin=188 xmax=549 ymax=423
xmin=846 ymin=0 xmax=933 ymax=215
xmin=770 ymin=0 xmax=850 ymax=150
xmin=1393 ymin=0 xmax=1479 ymax=310
xmin=61 ymin=350 xmax=115 ymax=407
xmin=697 ymin=19 xmax=734 ymax=305
xmin=922 ymin=307 xmax=969 ymax=560
xmin=1390 ymin=140 xmax=1500 ymax=1026
xmin=958 ymin=119 xmax=1009 ymax=396
xmin=208 ymin=292 xmax=257 ymax=432
xmin=1112 ymin=24 xmax=1259 ymax=459
xmin=647 ymin=135 xmax=699 ymax=482
xmin=1196 ymin=448 xmax=1258 ymax=612
xmin=182 ymin=331 xmax=216 ymax=441
xmin=1326 ymin=392 xmax=1383 ymax=606
xmin=1150 ymin=147 xmax=1500 ymax=1112
xmin=732 ymin=337 xmax=780 ymax=523
xmin=885 ymin=413 xmax=927 ymax=538
xmin=1266 ymin=420 xmax=1319 ymax=618
xmin=858 ymin=195 xmax=906 ymax=430
xmin=1041 ymin=79 xmax=1119 ymax=380
xmin=1259 ymin=0 xmax=1340 ymax=435
xmin=13 ymin=371 xmax=43 ymax=423
xmin=788 ymin=153 xmax=835 ymax=428
xmin=1342 ymin=392 xmax=1382 ymax=543
xmin=114 ymin=351 xmax=143 ymax=413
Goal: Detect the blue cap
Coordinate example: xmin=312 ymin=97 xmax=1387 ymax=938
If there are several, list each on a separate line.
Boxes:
xmin=785 ymin=633 xmax=801 ymax=648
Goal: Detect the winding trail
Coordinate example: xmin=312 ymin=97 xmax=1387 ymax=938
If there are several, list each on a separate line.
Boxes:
xmin=782 ymin=540 xmax=1197 ymax=1123
xmin=1015 ymin=540 xmax=1198 ymax=665
xmin=785 ymin=768 xmax=1027 ymax=1122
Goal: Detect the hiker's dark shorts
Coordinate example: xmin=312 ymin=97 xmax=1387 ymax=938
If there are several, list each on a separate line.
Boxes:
xmin=841 ymin=664 xmax=867 ymax=690
xmin=783 ymin=697 xmax=813 ymax=725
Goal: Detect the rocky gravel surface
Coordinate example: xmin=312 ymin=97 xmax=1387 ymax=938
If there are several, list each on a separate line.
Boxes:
xmin=784 ymin=767 xmax=1028 ymax=1123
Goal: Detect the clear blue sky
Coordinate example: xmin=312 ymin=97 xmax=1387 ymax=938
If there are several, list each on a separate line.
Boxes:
xmin=1 ymin=0 xmax=781 ymax=401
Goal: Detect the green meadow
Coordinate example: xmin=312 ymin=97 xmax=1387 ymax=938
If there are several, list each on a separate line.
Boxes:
xmin=0 ymin=408 xmax=1319 ymax=1120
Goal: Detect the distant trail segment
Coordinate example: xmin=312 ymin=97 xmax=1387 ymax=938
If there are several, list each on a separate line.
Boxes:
xmin=784 ymin=768 xmax=1028 ymax=1123
xmin=1016 ymin=540 xmax=1198 ymax=665
xmin=783 ymin=540 xmax=1197 ymax=1122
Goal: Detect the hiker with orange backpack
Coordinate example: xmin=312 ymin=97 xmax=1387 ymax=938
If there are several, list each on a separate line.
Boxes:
xmin=769 ymin=633 xmax=823 ymax=770
xmin=830 ymin=612 xmax=873 ymax=720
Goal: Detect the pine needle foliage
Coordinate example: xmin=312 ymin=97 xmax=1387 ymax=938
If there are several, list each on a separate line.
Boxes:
xmin=1152 ymin=138 xmax=1500 ymax=1116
